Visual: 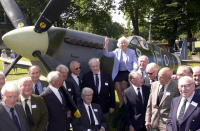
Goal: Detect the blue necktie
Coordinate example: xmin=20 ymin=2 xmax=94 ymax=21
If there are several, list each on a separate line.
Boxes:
xmin=10 ymin=108 xmax=21 ymax=131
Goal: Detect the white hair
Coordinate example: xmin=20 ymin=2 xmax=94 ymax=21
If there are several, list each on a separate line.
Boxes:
xmin=47 ymin=71 xmax=60 ymax=85
xmin=1 ymin=82 xmax=19 ymax=95
xmin=18 ymin=77 xmax=32 ymax=89
xmin=88 ymin=58 xmax=100 ymax=66
xmin=56 ymin=64 xmax=69 ymax=73
xmin=81 ymin=87 xmax=93 ymax=97
xmin=178 ymin=76 xmax=194 ymax=85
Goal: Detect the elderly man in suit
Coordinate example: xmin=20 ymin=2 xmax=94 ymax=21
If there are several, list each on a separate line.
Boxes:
xmin=137 ymin=55 xmax=149 ymax=78
xmin=145 ymin=67 xmax=180 ymax=131
xmin=0 ymin=82 xmax=29 ymax=131
xmin=68 ymin=61 xmax=82 ymax=104
xmin=124 ymin=70 xmax=150 ymax=131
xmin=41 ymin=71 xmax=71 ymax=131
xmin=0 ymin=72 xmax=5 ymax=100
xmin=167 ymin=76 xmax=200 ymax=131
xmin=28 ymin=65 xmax=48 ymax=95
xmin=56 ymin=64 xmax=76 ymax=103
xmin=82 ymin=58 xmax=115 ymax=115
xmin=72 ymin=87 xmax=108 ymax=131
xmin=145 ymin=63 xmax=159 ymax=86
xmin=18 ymin=77 xmax=48 ymax=131
xmin=192 ymin=66 xmax=200 ymax=93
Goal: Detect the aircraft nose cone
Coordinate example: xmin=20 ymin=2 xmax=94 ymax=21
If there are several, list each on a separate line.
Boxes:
xmin=2 ymin=26 xmax=48 ymax=60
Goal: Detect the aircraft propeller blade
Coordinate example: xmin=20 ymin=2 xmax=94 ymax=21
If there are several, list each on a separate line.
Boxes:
xmin=4 ymin=55 xmax=22 ymax=76
xmin=32 ymin=51 xmax=51 ymax=72
xmin=34 ymin=0 xmax=69 ymax=33
xmin=0 ymin=0 xmax=28 ymax=28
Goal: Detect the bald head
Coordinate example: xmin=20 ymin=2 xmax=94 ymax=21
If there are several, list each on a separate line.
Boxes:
xmin=176 ymin=65 xmax=193 ymax=80
xmin=70 ymin=61 xmax=81 ymax=76
xmin=146 ymin=63 xmax=159 ymax=80
xmin=192 ymin=66 xmax=200 ymax=86
xmin=28 ymin=65 xmax=41 ymax=83
xmin=158 ymin=67 xmax=172 ymax=85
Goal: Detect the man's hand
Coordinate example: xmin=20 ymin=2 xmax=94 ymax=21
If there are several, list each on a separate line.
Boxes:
xmin=104 ymin=36 xmax=109 ymax=50
xmin=129 ymin=125 xmax=135 ymax=131
xmin=145 ymin=122 xmax=151 ymax=130
xmin=109 ymin=108 xmax=115 ymax=114
xmin=67 ymin=110 xmax=71 ymax=118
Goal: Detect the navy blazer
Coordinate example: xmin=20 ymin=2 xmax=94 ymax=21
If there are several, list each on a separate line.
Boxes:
xmin=166 ymin=93 xmax=200 ymax=131
xmin=103 ymin=48 xmax=138 ymax=80
xmin=41 ymin=87 xmax=70 ymax=131
xmin=72 ymin=103 xmax=108 ymax=131
xmin=124 ymin=85 xmax=150 ymax=130
xmin=82 ymin=71 xmax=115 ymax=113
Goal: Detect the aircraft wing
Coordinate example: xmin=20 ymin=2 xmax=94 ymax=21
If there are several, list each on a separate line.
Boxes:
xmin=0 ymin=57 xmax=32 ymax=69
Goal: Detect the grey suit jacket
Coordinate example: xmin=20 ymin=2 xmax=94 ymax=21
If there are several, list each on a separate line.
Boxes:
xmin=0 ymin=102 xmax=29 ymax=131
xmin=145 ymin=79 xmax=180 ymax=128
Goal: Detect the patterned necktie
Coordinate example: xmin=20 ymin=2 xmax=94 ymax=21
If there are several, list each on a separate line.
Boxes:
xmin=88 ymin=106 xmax=95 ymax=125
xmin=34 ymin=84 xmax=39 ymax=95
xmin=10 ymin=108 xmax=21 ymax=131
xmin=25 ymin=99 xmax=34 ymax=125
xmin=157 ymin=85 xmax=164 ymax=105
xmin=177 ymin=99 xmax=187 ymax=125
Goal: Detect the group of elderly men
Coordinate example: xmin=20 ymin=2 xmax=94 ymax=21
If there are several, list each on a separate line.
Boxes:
xmin=0 ymin=58 xmax=114 ymax=131
xmin=0 ymin=55 xmax=200 ymax=131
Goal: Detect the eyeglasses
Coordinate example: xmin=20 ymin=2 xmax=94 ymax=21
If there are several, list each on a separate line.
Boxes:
xmin=147 ymin=72 xmax=154 ymax=75
xmin=75 ymin=67 xmax=81 ymax=70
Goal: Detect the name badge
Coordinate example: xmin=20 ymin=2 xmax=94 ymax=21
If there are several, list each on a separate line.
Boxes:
xmin=32 ymin=105 xmax=37 ymax=108
xmin=94 ymin=109 xmax=98 ymax=112
xmin=166 ymin=92 xmax=170 ymax=96
xmin=68 ymin=88 xmax=71 ymax=92
xmin=105 ymin=82 xmax=108 ymax=86
xmin=191 ymin=101 xmax=198 ymax=107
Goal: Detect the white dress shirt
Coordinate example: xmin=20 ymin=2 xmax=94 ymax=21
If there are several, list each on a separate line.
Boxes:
xmin=83 ymin=102 xmax=99 ymax=125
xmin=132 ymin=84 xmax=143 ymax=101
xmin=20 ymin=95 xmax=32 ymax=113
xmin=49 ymin=85 xmax=63 ymax=104
xmin=177 ymin=92 xmax=195 ymax=119
xmin=71 ymin=73 xmax=79 ymax=86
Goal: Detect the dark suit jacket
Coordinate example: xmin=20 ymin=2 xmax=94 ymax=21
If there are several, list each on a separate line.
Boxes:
xmin=0 ymin=102 xmax=29 ymax=131
xmin=124 ymin=85 xmax=150 ymax=130
xmin=67 ymin=74 xmax=82 ymax=104
xmin=82 ymin=71 xmax=115 ymax=113
xmin=41 ymin=87 xmax=70 ymax=131
xmin=72 ymin=103 xmax=108 ymax=131
xmin=19 ymin=94 xmax=48 ymax=131
xmin=166 ymin=93 xmax=200 ymax=131
xmin=62 ymin=79 xmax=78 ymax=104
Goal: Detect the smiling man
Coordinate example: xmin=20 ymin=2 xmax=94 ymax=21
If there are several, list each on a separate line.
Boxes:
xmin=167 ymin=76 xmax=200 ymax=131
xmin=18 ymin=77 xmax=48 ymax=131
